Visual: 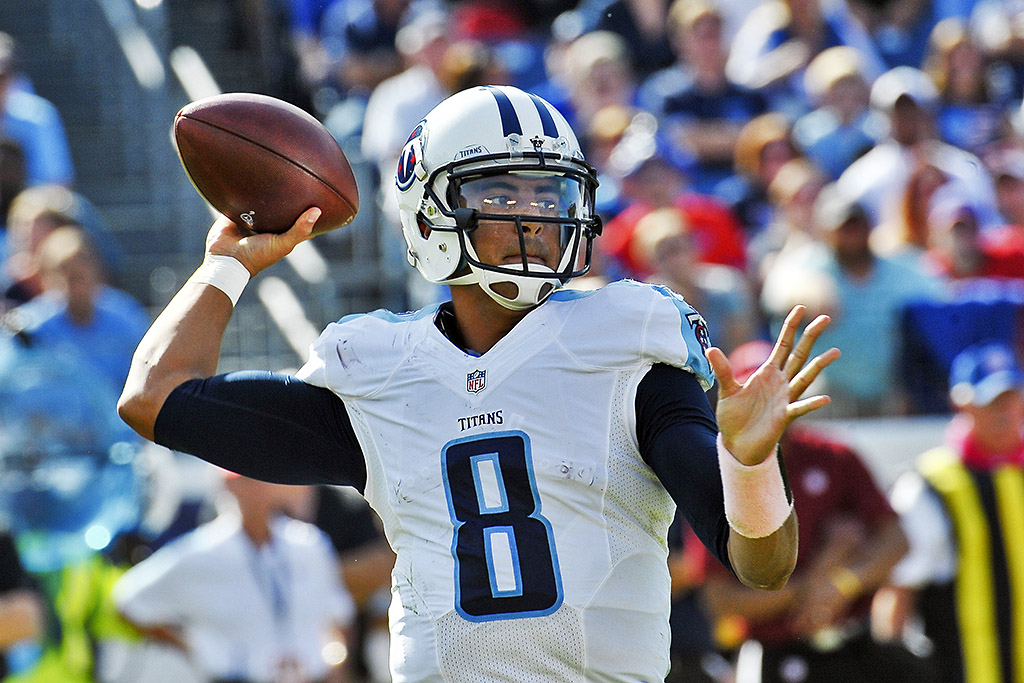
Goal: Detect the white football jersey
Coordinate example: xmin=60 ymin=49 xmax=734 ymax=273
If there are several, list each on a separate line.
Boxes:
xmin=296 ymin=281 xmax=714 ymax=682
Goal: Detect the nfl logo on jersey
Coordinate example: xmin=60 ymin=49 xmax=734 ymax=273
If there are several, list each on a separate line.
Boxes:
xmin=467 ymin=369 xmax=486 ymax=393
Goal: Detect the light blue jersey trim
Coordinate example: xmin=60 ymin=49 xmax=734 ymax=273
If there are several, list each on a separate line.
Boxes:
xmin=337 ymin=304 xmax=442 ymax=325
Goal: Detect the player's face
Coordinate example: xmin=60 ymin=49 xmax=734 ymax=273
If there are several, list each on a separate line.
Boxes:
xmin=459 ymin=173 xmax=581 ymax=272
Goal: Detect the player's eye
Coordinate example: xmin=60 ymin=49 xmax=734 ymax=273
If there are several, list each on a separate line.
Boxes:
xmin=482 ymin=195 xmax=516 ymax=208
xmin=529 ymin=199 xmax=558 ymax=212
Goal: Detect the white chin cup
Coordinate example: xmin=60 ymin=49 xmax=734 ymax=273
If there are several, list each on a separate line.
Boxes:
xmin=474 ymin=262 xmax=563 ymax=311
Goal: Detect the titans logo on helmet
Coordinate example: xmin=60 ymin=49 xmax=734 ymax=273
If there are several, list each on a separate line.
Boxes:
xmin=396 ymin=143 xmax=418 ymax=191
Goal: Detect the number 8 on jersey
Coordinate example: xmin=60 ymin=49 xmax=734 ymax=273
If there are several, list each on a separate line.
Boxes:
xmin=441 ymin=431 xmax=563 ymax=621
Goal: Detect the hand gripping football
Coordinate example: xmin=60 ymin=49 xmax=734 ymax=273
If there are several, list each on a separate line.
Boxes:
xmin=173 ymin=93 xmax=359 ymax=235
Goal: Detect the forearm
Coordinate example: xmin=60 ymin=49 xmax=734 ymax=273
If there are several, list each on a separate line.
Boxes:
xmin=119 ymin=282 xmax=234 ymax=440
xmin=119 ymin=209 xmax=318 ymax=441
xmin=727 ymin=512 xmax=798 ymax=590
xmin=0 ymin=590 xmax=44 ymax=646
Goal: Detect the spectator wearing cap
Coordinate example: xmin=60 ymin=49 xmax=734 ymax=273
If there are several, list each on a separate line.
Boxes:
xmin=598 ymin=122 xmax=747 ymax=280
xmin=761 ymin=182 xmax=943 ymax=417
xmin=316 ymin=0 xmax=417 ymax=104
xmin=924 ymin=192 xmax=1024 ymax=282
xmin=874 ymin=340 xmax=1024 ymax=683
xmin=837 ymin=65 xmax=1002 ymax=231
xmin=637 ymin=0 xmax=769 ymax=197
xmin=792 ymin=46 xmax=886 ymax=180
xmin=701 ymin=341 xmax=923 ymax=683
xmin=0 ymin=32 xmax=74 ymax=188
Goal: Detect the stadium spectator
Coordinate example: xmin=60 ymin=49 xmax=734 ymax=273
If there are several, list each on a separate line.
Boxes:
xmin=2 ymin=184 xmax=126 ymax=311
xmin=702 ymin=341 xmax=924 ymax=683
xmin=722 ymin=112 xmax=801 ymax=237
xmin=114 ymin=473 xmax=356 ymax=683
xmin=990 ymin=147 xmax=1024 ymax=231
xmin=359 ymin=7 xmax=450 ymax=199
xmin=575 ymin=0 xmax=675 ymax=79
xmin=793 ymin=46 xmax=885 ymax=180
xmin=554 ymin=30 xmax=638 ymax=135
xmin=870 ymin=160 xmax=950 ymax=268
xmin=580 ymin=104 xmax=638 ymax=217
xmin=0 ymin=32 xmax=74 ymax=188
xmin=874 ymin=340 xmax=1024 ymax=683
xmin=9 ymin=225 xmax=149 ymax=394
xmin=633 ymin=207 xmax=757 ymax=355
xmin=749 ymin=157 xmax=829 ymax=282
xmin=923 ymin=17 xmax=1015 ymax=156
xmin=638 ymin=0 xmax=769 ymax=196
xmin=317 ymin=0 xmax=418 ymax=103
xmin=761 ymin=183 xmax=943 ymax=416
xmin=925 ymin=192 xmax=1024 ymax=281
xmin=600 ymin=125 xmax=747 ymax=279
xmin=837 ymin=65 xmax=1003 ymax=231
xmin=310 ymin=485 xmax=395 ymax=682
xmin=845 ymin=0 xmax=946 ymax=68
xmin=726 ymin=0 xmax=886 ymax=119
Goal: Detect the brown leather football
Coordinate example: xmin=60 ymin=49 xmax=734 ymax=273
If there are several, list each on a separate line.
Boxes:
xmin=173 ymin=93 xmax=358 ymax=235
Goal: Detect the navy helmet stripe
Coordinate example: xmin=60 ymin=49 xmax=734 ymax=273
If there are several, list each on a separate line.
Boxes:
xmin=528 ymin=94 xmax=559 ymax=138
xmin=484 ymin=86 xmax=523 ymax=137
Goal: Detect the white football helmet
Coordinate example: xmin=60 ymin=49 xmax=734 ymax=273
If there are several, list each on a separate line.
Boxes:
xmin=395 ymin=85 xmax=602 ymax=310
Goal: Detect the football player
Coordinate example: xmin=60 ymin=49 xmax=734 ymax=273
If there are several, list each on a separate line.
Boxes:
xmin=119 ymin=85 xmax=839 ymax=682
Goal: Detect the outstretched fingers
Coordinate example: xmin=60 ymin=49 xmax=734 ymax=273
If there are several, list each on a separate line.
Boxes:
xmin=766 ymin=305 xmax=806 ymax=371
xmin=789 ymin=346 xmax=841 ymax=403
xmin=787 ymin=393 xmax=832 ymax=421
xmin=782 ymin=314 xmax=833 ymax=380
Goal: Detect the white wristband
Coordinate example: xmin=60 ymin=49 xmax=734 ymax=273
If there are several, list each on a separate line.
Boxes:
xmin=718 ymin=434 xmax=792 ymax=538
xmin=189 ymin=254 xmax=251 ymax=306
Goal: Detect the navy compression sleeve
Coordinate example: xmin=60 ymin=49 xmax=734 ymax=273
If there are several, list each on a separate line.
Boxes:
xmin=636 ymin=363 xmax=732 ymax=573
xmin=153 ymin=371 xmax=366 ymax=490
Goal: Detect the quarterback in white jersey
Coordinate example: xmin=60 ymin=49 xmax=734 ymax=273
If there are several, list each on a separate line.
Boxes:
xmin=296 ymin=282 xmax=712 ymax=680
xmin=119 ymin=86 xmax=839 ymax=682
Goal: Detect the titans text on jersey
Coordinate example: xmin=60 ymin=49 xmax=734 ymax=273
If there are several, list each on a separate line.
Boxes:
xmin=294 ymin=281 xmax=716 ymax=682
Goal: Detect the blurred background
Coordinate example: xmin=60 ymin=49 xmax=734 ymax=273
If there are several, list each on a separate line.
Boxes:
xmin=2 ymin=0 xmax=1024 ymax=681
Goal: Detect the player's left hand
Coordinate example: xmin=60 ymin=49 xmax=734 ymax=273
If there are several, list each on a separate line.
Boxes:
xmin=707 ymin=305 xmax=840 ymax=466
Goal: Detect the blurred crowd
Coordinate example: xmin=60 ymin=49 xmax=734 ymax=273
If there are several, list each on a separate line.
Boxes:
xmin=3 ymin=0 xmax=1024 ymax=681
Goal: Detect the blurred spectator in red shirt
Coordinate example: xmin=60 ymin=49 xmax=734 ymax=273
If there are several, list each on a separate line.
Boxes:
xmin=925 ymin=193 xmax=1024 ymax=282
xmin=599 ymin=125 xmax=746 ymax=279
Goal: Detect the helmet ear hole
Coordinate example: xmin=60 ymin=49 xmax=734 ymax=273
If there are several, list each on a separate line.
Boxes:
xmin=417 ymin=219 xmax=431 ymax=238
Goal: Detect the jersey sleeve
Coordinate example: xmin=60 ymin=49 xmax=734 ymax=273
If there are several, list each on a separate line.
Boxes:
xmin=636 ymin=363 xmax=732 ymax=574
xmin=640 ymin=285 xmax=716 ymax=390
xmin=153 ymin=371 xmax=366 ymax=490
xmin=560 ymin=282 xmax=716 ymax=387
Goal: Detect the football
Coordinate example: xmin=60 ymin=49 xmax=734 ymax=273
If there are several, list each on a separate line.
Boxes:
xmin=173 ymin=92 xmax=359 ymax=235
